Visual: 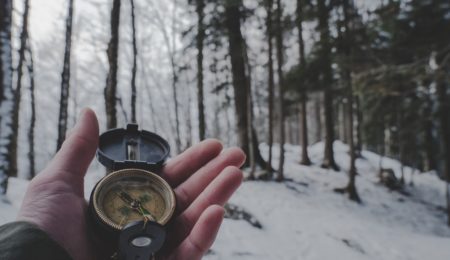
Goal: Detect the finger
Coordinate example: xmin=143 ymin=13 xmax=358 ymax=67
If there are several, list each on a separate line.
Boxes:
xmin=162 ymin=139 xmax=223 ymax=187
xmin=174 ymin=148 xmax=245 ymax=214
xmin=45 ymin=108 xmax=99 ymax=180
xmin=171 ymin=166 xmax=242 ymax=242
xmin=171 ymin=205 xmax=224 ymax=260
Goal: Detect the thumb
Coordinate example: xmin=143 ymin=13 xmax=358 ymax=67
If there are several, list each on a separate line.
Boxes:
xmin=45 ymin=108 xmax=99 ymax=180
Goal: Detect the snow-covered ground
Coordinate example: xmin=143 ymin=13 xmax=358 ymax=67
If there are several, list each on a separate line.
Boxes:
xmin=206 ymin=142 xmax=450 ymax=260
xmin=1 ymin=141 xmax=450 ymax=260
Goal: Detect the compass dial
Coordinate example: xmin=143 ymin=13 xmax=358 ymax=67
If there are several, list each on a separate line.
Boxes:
xmin=92 ymin=169 xmax=175 ymax=231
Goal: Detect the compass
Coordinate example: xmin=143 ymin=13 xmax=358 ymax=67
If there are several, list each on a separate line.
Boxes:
xmin=89 ymin=124 xmax=175 ymax=260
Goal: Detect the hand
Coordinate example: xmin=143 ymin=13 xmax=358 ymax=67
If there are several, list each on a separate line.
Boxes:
xmin=17 ymin=108 xmax=246 ymax=260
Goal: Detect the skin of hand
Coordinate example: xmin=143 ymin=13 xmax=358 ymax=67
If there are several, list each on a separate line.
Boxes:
xmin=17 ymin=108 xmax=246 ymax=260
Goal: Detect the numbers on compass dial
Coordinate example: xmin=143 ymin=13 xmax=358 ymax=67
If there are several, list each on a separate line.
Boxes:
xmin=99 ymin=180 xmax=167 ymax=227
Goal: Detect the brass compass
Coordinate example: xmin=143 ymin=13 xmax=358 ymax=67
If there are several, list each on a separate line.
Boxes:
xmin=89 ymin=124 xmax=175 ymax=259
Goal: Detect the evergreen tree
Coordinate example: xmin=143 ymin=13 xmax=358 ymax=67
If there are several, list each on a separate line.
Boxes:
xmin=334 ymin=0 xmax=360 ymax=202
xmin=317 ymin=0 xmax=338 ymax=171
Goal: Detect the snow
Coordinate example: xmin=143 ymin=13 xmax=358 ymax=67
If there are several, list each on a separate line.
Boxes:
xmin=1 ymin=141 xmax=450 ymax=260
xmin=205 ymin=141 xmax=450 ymax=260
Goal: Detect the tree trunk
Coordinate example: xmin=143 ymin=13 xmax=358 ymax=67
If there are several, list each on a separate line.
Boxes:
xmin=355 ymin=94 xmax=363 ymax=156
xmin=424 ymin=89 xmax=436 ymax=171
xmin=225 ymin=0 xmax=269 ymax=170
xmin=398 ymin=106 xmax=405 ymax=185
xmin=247 ymin=68 xmax=256 ymax=180
xmin=10 ymin=0 xmax=32 ymax=179
xmin=56 ymin=0 xmax=74 ymax=151
xmin=0 ymin=0 xmax=14 ymax=193
xmin=105 ymin=0 xmax=121 ymax=129
xmin=437 ymin=73 xmax=450 ymax=226
xmin=297 ymin=0 xmax=311 ymax=165
xmin=26 ymin=46 xmax=36 ymax=179
xmin=186 ymin=77 xmax=193 ymax=148
xmin=378 ymin=118 xmax=385 ymax=175
xmin=130 ymin=0 xmax=137 ymax=123
xmin=341 ymin=0 xmax=359 ymax=202
xmin=315 ymin=95 xmax=322 ymax=142
xmin=170 ymin=57 xmax=181 ymax=153
xmin=159 ymin=5 xmax=182 ymax=153
xmin=318 ymin=0 xmax=338 ymax=171
xmin=266 ymin=0 xmax=275 ymax=175
xmin=196 ymin=0 xmax=206 ymax=140
xmin=275 ymin=0 xmax=285 ymax=181
xmin=225 ymin=1 xmax=250 ymax=159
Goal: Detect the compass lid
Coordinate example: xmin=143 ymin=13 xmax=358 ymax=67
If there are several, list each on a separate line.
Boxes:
xmin=97 ymin=124 xmax=170 ymax=172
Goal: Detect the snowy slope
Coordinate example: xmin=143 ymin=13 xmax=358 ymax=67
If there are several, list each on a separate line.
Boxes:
xmin=1 ymin=141 xmax=450 ymax=260
xmin=206 ymin=142 xmax=450 ymax=260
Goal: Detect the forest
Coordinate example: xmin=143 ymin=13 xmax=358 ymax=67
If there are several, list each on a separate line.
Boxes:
xmin=0 ymin=0 xmax=450 ymax=259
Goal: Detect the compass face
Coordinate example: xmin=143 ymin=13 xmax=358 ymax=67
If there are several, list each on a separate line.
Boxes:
xmin=92 ymin=169 xmax=176 ymax=231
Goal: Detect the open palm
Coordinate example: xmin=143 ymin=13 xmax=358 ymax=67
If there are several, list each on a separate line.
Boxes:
xmin=17 ymin=109 xmax=245 ymax=260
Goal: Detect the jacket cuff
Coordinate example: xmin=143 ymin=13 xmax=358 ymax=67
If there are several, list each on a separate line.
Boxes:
xmin=0 ymin=221 xmax=72 ymax=260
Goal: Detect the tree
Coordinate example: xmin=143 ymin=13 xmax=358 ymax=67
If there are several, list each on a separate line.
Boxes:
xmin=151 ymin=2 xmax=182 ymax=152
xmin=0 ymin=0 xmax=13 ymax=193
xmin=317 ymin=0 xmax=338 ymax=171
xmin=265 ymin=0 xmax=275 ymax=175
xmin=354 ymin=0 xmax=450 ymax=208
xmin=437 ymin=67 xmax=450 ymax=226
xmin=130 ymin=0 xmax=138 ymax=123
xmin=224 ymin=0 xmax=250 ymax=159
xmin=10 ymin=0 xmax=32 ymax=180
xmin=334 ymin=0 xmax=360 ymax=202
xmin=275 ymin=0 xmax=285 ymax=181
xmin=296 ymin=0 xmax=311 ymax=166
xmin=105 ymin=0 xmax=121 ymax=129
xmin=26 ymin=45 xmax=36 ymax=179
xmin=196 ymin=0 xmax=206 ymax=140
xmin=56 ymin=0 xmax=74 ymax=151
xmin=224 ymin=0 xmax=269 ymax=170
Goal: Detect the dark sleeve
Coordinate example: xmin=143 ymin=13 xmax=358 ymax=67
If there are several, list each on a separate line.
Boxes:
xmin=0 ymin=221 xmax=72 ymax=260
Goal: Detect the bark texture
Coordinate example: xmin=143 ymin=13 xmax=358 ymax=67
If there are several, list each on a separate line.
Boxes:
xmin=26 ymin=46 xmax=36 ymax=179
xmin=224 ymin=0 xmax=269 ymax=170
xmin=266 ymin=0 xmax=275 ymax=175
xmin=105 ymin=0 xmax=121 ymax=129
xmin=196 ymin=0 xmax=206 ymax=140
xmin=0 ymin=0 xmax=14 ymax=193
xmin=275 ymin=0 xmax=285 ymax=181
xmin=296 ymin=0 xmax=311 ymax=166
xmin=56 ymin=0 xmax=74 ymax=151
xmin=342 ymin=0 xmax=360 ymax=202
xmin=130 ymin=0 xmax=137 ymax=123
xmin=225 ymin=1 xmax=250 ymax=157
xmin=10 ymin=0 xmax=32 ymax=178
xmin=318 ymin=0 xmax=338 ymax=171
